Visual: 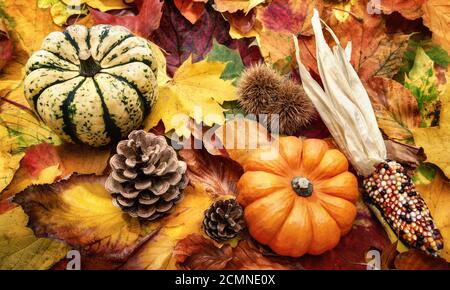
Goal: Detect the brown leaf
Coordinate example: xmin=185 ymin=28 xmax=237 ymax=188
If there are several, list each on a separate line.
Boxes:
xmin=366 ymin=77 xmax=420 ymax=143
xmin=328 ymin=1 xmax=410 ymax=82
xmin=394 ymin=249 xmax=450 ymax=270
xmin=174 ymin=234 xmax=233 ymax=269
xmin=179 ymin=148 xmax=243 ymax=197
xmin=385 ymin=139 xmax=426 ymax=169
xmin=174 ymin=234 xmax=292 ymax=270
xmin=381 ymin=241 xmax=399 ymax=270
xmin=371 ymin=0 xmax=425 ymax=20
xmin=90 ymin=0 xmax=163 ymax=37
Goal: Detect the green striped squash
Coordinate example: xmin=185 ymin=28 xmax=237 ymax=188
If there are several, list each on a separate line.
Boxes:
xmin=24 ymin=24 xmax=158 ymax=147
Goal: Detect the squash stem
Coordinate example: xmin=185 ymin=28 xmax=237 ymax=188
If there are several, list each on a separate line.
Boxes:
xmin=291 ymin=176 xmax=313 ymax=197
xmin=79 ymin=56 xmax=101 ymax=77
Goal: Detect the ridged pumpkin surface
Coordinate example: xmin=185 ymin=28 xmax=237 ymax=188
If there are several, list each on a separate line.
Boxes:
xmin=237 ymin=137 xmax=359 ymax=257
xmin=24 ymin=24 xmax=158 ymax=147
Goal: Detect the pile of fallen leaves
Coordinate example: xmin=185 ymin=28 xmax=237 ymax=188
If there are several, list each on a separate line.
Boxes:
xmin=0 ymin=0 xmax=449 ymax=270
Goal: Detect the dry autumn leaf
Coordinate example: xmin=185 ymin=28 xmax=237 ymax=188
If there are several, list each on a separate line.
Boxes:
xmin=416 ymin=170 xmax=450 ymax=262
xmin=0 ymin=18 xmax=13 ymax=71
xmin=179 ymin=148 xmax=243 ymax=197
xmin=174 ymin=233 xmax=291 ymax=270
xmin=214 ymin=0 xmax=266 ymax=14
xmin=174 ymin=0 xmax=207 ymax=24
xmin=144 ymin=56 xmax=237 ymax=137
xmin=1 ymin=142 xmax=111 ymax=200
xmin=62 ymin=0 xmax=130 ymax=12
xmin=371 ymin=0 xmax=425 ymax=20
xmin=14 ymin=175 xmax=157 ymax=262
xmin=0 ymin=206 xmax=69 ymax=270
xmin=366 ymin=76 xmax=420 ymax=143
xmin=394 ymin=249 xmax=450 ymax=269
xmin=413 ymin=77 xmax=450 ymax=178
xmin=255 ymin=0 xmax=321 ymax=64
xmin=90 ymin=0 xmax=163 ymax=38
xmin=122 ymin=186 xmax=213 ymax=269
xmin=422 ymin=0 xmax=450 ymax=54
xmin=207 ymin=118 xmax=272 ymax=165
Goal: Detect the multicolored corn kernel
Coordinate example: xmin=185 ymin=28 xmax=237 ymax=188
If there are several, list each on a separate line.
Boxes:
xmin=363 ymin=160 xmax=444 ymax=256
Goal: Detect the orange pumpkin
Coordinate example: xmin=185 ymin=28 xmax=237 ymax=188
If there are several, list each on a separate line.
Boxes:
xmin=237 ymin=137 xmax=359 ymax=257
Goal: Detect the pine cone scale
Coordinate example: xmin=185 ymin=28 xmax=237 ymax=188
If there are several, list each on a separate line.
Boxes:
xmin=106 ymin=130 xmax=188 ymax=220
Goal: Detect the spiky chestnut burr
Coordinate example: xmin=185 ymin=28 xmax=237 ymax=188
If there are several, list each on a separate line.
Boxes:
xmin=363 ymin=161 xmax=444 ymax=256
xmin=237 ymin=64 xmax=314 ymax=135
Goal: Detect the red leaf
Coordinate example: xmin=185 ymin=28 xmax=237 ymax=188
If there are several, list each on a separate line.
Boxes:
xmin=0 ymin=20 xmax=13 ymax=71
xmin=223 ymin=10 xmax=256 ymax=35
xmin=174 ymin=234 xmax=293 ymax=270
xmin=373 ymin=0 xmax=425 ymax=20
xmin=151 ymin=1 xmax=257 ymax=75
xmin=22 ymin=143 xmax=61 ymax=178
xmin=90 ymin=0 xmax=163 ymax=38
xmin=394 ymin=249 xmax=450 ymax=270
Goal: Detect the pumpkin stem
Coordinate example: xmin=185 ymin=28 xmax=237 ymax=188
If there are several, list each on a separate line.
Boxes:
xmin=291 ymin=176 xmax=313 ymax=197
xmin=79 ymin=56 xmax=101 ymax=77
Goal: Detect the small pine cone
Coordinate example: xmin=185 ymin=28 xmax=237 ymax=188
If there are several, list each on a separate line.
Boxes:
xmin=363 ymin=161 xmax=444 ymax=256
xmin=105 ymin=130 xmax=188 ymax=220
xmin=203 ymin=199 xmax=245 ymax=241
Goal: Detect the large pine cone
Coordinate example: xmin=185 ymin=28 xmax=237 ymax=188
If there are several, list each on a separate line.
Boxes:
xmin=203 ymin=199 xmax=245 ymax=241
xmin=105 ymin=130 xmax=188 ymax=220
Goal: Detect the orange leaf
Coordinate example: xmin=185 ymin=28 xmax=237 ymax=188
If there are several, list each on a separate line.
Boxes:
xmin=174 ymin=0 xmax=206 ymax=24
xmin=366 ymin=77 xmax=420 ymax=143
xmin=179 ymin=148 xmax=243 ymax=197
xmin=374 ymin=0 xmax=425 ymax=20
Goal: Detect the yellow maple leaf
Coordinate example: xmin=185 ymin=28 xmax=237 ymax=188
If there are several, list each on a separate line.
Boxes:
xmin=144 ymin=56 xmax=237 ymax=137
xmin=38 ymin=0 xmax=89 ymax=26
xmin=13 ymin=175 xmax=157 ymax=259
xmin=0 ymin=126 xmax=24 ymax=192
xmin=123 ymin=186 xmax=213 ymax=269
xmin=2 ymin=0 xmax=61 ymax=55
xmin=416 ymin=170 xmax=450 ymax=262
xmin=0 ymin=206 xmax=69 ymax=270
xmin=413 ymin=73 xmax=450 ymax=178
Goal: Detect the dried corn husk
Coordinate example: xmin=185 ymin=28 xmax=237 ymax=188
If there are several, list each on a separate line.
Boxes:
xmin=293 ymin=9 xmax=386 ymax=177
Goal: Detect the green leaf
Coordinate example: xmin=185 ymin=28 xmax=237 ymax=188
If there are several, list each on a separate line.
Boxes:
xmin=404 ymin=47 xmax=441 ymax=127
xmin=206 ymin=39 xmax=245 ymax=82
xmin=426 ymin=46 xmax=450 ymax=67
xmin=0 ymin=207 xmax=69 ymax=270
xmin=413 ymin=163 xmax=438 ymax=184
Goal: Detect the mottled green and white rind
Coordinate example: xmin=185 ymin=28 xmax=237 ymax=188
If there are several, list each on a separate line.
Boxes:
xmin=24 ymin=24 xmax=158 ymax=147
